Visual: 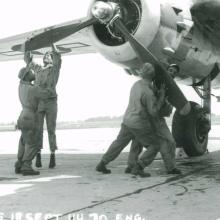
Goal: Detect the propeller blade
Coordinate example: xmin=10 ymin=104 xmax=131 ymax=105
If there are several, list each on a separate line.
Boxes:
xmin=113 ymin=18 xmax=190 ymax=114
xmin=12 ymin=17 xmax=97 ymax=52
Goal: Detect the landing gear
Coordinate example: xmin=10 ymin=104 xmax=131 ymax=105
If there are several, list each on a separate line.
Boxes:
xmin=172 ymin=76 xmax=211 ymax=157
xmin=172 ymin=101 xmax=210 ymax=156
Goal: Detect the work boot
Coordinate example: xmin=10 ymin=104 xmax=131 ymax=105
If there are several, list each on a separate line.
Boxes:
xmin=35 ymin=152 xmax=42 ymax=168
xmin=96 ymin=161 xmax=111 ymax=174
xmin=124 ymin=166 xmax=132 ymax=174
xmin=15 ymin=166 xmax=22 ymax=174
xmin=22 ymin=169 xmax=40 ymax=176
xmin=14 ymin=161 xmax=22 ymax=174
xmin=49 ymin=153 xmax=56 ymax=168
xmin=167 ymin=168 xmax=182 ymax=175
xmin=131 ymin=164 xmax=151 ymax=178
xmin=15 ymin=167 xmax=21 ymax=174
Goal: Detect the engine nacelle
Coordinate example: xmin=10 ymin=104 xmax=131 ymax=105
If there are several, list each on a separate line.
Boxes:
xmin=87 ymin=0 xmax=161 ymax=69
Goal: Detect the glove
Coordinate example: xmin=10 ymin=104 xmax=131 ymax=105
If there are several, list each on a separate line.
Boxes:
xmin=24 ymin=51 xmax=33 ymax=64
xmin=159 ymin=100 xmax=173 ymax=117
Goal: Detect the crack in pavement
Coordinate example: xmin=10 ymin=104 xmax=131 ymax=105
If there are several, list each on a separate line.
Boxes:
xmin=48 ymin=164 xmax=212 ymax=220
xmin=170 ymin=183 xmax=189 ymax=196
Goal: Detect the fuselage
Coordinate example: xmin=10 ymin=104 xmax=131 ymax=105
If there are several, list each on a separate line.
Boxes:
xmin=88 ymin=0 xmax=220 ymax=88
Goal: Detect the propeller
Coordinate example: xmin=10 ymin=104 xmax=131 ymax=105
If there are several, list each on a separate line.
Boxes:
xmin=12 ymin=0 xmax=189 ymax=115
xmin=112 ymin=18 xmax=190 ymax=115
xmin=12 ymin=17 xmax=97 ymax=52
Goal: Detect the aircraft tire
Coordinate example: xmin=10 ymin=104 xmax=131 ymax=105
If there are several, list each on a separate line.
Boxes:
xmin=172 ymin=101 xmax=208 ymax=157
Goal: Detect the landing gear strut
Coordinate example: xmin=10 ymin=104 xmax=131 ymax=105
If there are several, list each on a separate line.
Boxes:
xmin=172 ymin=76 xmax=211 ymax=157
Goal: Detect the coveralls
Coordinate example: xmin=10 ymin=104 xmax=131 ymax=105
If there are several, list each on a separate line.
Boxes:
xmin=127 ymin=140 xmax=143 ymax=169
xmin=127 ymin=99 xmax=174 ymax=169
xmin=15 ymin=80 xmax=53 ymax=171
xmin=101 ymin=79 xmax=176 ymax=172
xmin=29 ymin=51 xmax=61 ymax=152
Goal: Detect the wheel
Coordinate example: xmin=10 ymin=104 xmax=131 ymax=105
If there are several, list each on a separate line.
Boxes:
xmin=172 ymin=101 xmax=209 ymax=157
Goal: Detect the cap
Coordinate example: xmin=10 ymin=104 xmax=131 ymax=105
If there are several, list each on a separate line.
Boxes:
xmin=44 ymin=51 xmax=53 ymax=56
xmin=18 ymin=67 xmax=29 ymax=80
xmin=168 ymin=64 xmax=180 ymax=72
xmin=138 ymin=63 xmax=155 ymax=78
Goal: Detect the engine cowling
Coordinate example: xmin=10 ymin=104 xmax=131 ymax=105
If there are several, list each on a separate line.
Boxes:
xmin=87 ymin=0 xmax=161 ymax=69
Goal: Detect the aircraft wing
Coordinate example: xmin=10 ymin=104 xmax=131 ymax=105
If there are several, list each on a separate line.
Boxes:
xmin=0 ymin=18 xmax=96 ymax=61
xmin=190 ymin=0 xmax=220 ymax=51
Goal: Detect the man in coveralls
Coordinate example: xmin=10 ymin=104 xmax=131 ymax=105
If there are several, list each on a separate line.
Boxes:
xmin=15 ymin=64 xmax=55 ymax=175
xmin=26 ymin=44 xmax=62 ymax=168
xmin=96 ymin=63 xmax=181 ymax=177
xmin=124 ymin=63 xmax=179 ymax=173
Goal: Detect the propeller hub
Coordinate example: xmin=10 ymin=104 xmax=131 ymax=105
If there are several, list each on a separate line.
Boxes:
xmin=91 ymin=1 xmax=120 ymax=24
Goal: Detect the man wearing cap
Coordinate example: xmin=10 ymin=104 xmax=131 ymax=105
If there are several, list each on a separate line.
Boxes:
xmin=124 ymin=64 xmax=179 ymax=174
xmin=25 ymin=44 xmax=62 ymax=169
xmin=15 ymin=66 xmax=54 ymax=175
xmin=167 ymin=64 xmax=180 ymax=79
xmin=96 ymin=63 xmax=181 ymax=177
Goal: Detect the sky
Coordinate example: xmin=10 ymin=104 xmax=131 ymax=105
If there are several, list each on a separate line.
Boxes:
xmin=0 ymin=0 xmax=219 ymax=123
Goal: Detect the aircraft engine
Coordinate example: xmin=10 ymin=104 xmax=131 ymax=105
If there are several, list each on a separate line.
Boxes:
xmin=88 ymin=0 xmax=161 ymax=69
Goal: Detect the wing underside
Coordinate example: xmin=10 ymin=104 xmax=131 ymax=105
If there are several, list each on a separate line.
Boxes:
xmin=0 ymin=18 xmax=96 ymax=61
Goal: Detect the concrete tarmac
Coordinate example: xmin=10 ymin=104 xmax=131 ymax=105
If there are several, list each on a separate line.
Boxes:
xmin=0 ymin=151 xmax=220 ymax=220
